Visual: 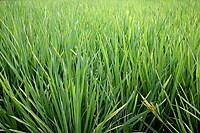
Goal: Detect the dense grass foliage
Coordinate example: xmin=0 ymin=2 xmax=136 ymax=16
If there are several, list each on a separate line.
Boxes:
xmin=0 ymin=0 xmax=200 ymax=132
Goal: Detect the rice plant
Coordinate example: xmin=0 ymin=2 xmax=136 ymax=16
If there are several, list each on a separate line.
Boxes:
xmin=0 ymin=0 xmax=200 ymax=132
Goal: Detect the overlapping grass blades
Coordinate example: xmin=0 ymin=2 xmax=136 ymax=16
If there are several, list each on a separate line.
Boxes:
xmin=0 ymin=0 xmax=200 ymax=132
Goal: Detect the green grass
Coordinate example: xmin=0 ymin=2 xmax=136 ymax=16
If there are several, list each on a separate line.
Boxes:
xmin=0 ymin=0 xmax=200 ymax=132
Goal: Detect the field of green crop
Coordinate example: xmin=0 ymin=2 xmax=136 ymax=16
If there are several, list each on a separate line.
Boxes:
xmin=0 ymin=0 xmax=200 ymax=132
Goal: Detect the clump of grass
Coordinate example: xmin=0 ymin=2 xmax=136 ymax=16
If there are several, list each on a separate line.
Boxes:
xmin=0 ymin=0 xmax=200 ymax=132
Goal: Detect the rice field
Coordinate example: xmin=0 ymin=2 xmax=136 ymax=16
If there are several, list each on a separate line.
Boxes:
xmin=0 ymin=0 xmax=200 ymax=132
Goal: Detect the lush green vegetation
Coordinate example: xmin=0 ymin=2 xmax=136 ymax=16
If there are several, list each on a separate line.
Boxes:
xmin=0 ymin=0 xmax=200 ymax=132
